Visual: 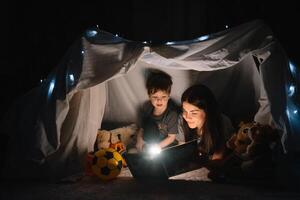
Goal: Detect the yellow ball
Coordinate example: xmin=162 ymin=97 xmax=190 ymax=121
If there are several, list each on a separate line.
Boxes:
xmin=91 ymin=148 xmax=123 ymax=181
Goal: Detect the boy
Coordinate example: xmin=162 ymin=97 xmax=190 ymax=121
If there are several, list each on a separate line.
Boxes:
xmin=136 ymin=70 xmax=179 ymax=152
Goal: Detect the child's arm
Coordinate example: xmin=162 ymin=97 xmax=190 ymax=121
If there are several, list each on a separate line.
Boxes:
xmin=136 ymin=128 xmax=145 ymax=152
xmin=158 ymin=133 xmax=176 ymax=148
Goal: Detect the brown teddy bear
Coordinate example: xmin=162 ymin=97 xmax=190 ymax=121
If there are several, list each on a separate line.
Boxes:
xmin=226 ymin=121 xmax=253 ymax=156
xmin=225 ymin=121 xmax=280 ymax=178
xmin=206 ymin=121 xmax=281 ymax=182
xmin=227 ymin=122 xmax=279 ymax=158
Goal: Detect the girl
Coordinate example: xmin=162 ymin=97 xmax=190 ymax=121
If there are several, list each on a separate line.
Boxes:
xmin=179 ymin=84 xmax=233 ymax=160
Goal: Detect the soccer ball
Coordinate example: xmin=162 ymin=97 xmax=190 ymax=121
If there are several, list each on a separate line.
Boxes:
xmin=91 ymin=148 xmax=123 ymax=181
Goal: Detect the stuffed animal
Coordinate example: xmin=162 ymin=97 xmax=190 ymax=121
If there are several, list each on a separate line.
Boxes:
xmin=207 ymin=121 xmax=280 ymax=182
xmin=226 ymin=121 xmax=254 ymax=156
xmin=96 ymin=123 xmax=138 ymax=151
xmin=227 ymin=122 xmax=279 ymax=157
xmin=226 ymin=121 xmax=280 ymax=177
xmin=96 ymin=123 xmax=138 ymax=167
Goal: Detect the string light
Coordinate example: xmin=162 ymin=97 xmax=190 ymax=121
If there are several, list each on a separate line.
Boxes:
xmin=166 ymin=41 xmax=175 ymax=45
xmin=197 ymin=35 xmax=209 ymax=41
xmin=47 ymin=79 xmax=55 ymax=98
xmin=69 ymin=74 xmax=75 ymax=85
xmin=289 ymin=61 xmax=296 ymax=75
xmin=288 ymin=84 xmax=296 ymax=97
xmin=86 ymin=30 xmax=98 ymax=37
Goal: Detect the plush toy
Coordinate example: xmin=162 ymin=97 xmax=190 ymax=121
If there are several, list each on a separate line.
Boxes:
xmin=96 ymin=123 xmax=138 ymax=150
xmin=96 ymin=123 xmax=138 ymax=167
xmin=226 ymin=121 xmax=254 ymax=156
xmin=227 ymin=122 xmax=279 ymax=157
xmin=225 ymin=121 xmax=280 ymax=178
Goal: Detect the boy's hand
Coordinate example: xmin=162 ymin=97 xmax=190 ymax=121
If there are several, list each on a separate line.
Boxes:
xmin=136 ymin=140 xmax=145 ymax=152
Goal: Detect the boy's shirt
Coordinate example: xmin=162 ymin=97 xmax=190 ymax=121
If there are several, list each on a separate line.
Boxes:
xmin=139 ymin=100 xmax=179 ymax=145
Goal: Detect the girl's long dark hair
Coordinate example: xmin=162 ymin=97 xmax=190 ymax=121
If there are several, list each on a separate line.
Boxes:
xmin=181 ymin=84 xmax=225 ymax=155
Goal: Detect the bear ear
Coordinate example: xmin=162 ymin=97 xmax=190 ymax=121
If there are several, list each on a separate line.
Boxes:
xmin=96 ymin=130 xmax=112 ymax=149
xmin=97 ymin=130 xmax=106 ymax=138
xmin=129 ymin=123 xmax=138 ymax=131
xmin=239 ymin=121 xmax=245 ymax=127
xmin=97 ymin=130 xmax=111 ymax=140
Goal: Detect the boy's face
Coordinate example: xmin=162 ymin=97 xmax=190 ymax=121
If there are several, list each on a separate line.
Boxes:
xmin=149 ymin=90 xmax=170 ymax=113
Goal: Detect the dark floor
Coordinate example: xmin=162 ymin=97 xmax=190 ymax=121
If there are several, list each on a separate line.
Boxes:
xmin=1 ymin=168 xmax=300 ymax=200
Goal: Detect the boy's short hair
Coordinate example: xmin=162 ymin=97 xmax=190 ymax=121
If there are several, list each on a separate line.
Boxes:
xmin=146 ymin=70 xmax=173 ymax=95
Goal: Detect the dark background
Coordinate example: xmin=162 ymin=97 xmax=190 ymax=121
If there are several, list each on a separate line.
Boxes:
xmin=1 ymin=0 xmax=299 ymax=119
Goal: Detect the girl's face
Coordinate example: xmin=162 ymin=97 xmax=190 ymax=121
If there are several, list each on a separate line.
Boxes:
xmin=149 ymin=90 xmax=170 ymax=113
xmin=182 ymin=101 xmax=206 ymax=130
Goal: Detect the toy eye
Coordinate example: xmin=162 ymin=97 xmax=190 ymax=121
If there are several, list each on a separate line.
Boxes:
xmin=243 ymin=128 xmax=249 ymax=134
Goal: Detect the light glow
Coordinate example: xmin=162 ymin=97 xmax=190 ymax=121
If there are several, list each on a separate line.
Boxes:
xmin=47 ymin=79 xmax=55 ymax=98
xmin=86 ymin=30 xmax=97 ymax=37
xmin=288 ymin=85 xmax=296 ymax=97
xmin=69 ymin=74 xmax=75 ymax=85
xmin=198 ymin=35 xmax=209 ymax=41
xmin=148 ymin=144 xmax=161 ymax=158
xmin=166 ymin=41 xmax=175 ymax=45
xmin=289 ymin=61 xmax=296 ymax=74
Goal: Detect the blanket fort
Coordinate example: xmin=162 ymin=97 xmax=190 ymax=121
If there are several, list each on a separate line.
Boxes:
xmin=1 ymin=20 xmax=298 ymax=181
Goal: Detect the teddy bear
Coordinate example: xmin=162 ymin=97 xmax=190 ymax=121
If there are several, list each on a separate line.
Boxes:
xmin=84 ymin=124 xmax=138 ymax=174
xmin=206 ymin=121 xmax=281 ymax=182
xmin=225 ymin=121 xmax=280 ymax=178
xmin=96 ymin=123 xmax=138 ymax=151
xmin=94 ymin=123 xmax=138 ymax=167
xmin=226 ymin=121 xmax=253 ymax=155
